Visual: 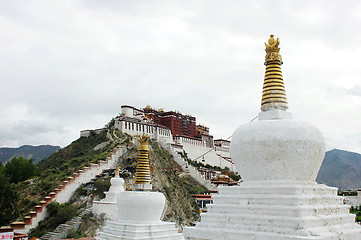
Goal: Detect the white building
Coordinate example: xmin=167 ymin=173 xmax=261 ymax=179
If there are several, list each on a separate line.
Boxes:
xmin=114 ymin=105 xmax=173 ymax=144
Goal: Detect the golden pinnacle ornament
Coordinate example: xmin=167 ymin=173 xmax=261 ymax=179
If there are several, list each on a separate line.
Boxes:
xmin=261 ymin=34 xmax=288 ymax=112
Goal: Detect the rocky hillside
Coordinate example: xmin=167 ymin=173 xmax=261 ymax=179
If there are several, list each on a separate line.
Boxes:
xmin=0 ymin=145 xmax=61 ymax=164
xmin=148 ymin=139 xmax=204 ymax=224
xmin=317 ymin=149 xmax=361 ymax=190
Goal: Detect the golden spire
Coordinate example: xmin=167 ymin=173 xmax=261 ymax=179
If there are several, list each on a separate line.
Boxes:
xmin=261 ymin=34 xmax=288 ymax=112
xmin=134 ymin=134 xmax=151 ymax=186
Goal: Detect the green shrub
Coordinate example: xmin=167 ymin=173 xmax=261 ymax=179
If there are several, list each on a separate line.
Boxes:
xmin=4 ymin=157 xmax=40 ymax=183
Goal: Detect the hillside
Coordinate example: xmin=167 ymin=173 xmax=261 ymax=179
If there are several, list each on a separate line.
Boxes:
xmin=317 ymin=149 xmax=361 ymax=190
xmin=0 ymin=145 xmax=61 ymax=164
xmin=3 ymin=127 xmax=203 ymax=238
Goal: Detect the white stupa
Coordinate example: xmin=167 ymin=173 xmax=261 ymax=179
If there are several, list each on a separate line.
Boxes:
xmin=183 ymin=35 xmax=361 ymax=239
xmin=97 ymin=134 xmax=184 ymax=240
xmin=92 ymin=166 xmax=125 ymax=220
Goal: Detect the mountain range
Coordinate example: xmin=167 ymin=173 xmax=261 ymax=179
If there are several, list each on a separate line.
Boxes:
xmin=0 ymin=145 xmax=61 ymax=164
xmin=316 ymin=149 xmax=361 ymax=190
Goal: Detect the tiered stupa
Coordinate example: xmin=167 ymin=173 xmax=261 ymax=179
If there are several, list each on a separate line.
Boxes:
xmin=97 ymin=134 xmax=184 ymax=240
xmin=183 ymin=35 xmax=361 ymax=239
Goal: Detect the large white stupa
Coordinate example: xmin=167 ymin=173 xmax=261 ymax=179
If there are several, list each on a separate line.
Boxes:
xmin=97 ymin=134 xmax=183 ymax=240
xmin=183 ymin=35 xmax=361 ymax=239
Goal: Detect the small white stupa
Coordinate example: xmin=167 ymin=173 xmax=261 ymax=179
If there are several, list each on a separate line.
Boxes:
xmin=97 ymin=134 xmax=184 ymax=240
xmin=183 ymin=35 xmax=361 ymax=240
xmin=92 ymin=165 xmax=125 ymax=220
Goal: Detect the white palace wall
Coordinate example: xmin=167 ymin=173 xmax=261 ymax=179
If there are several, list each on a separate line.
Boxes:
xmin=114 ymin=119 xmax=173 ymax=144
xmin=54 ymin=147 xmax=124 ymax=204
xmin=176 ymin=137 xmax=235 ymax=172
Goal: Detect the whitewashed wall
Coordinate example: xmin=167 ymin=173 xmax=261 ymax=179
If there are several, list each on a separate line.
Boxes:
xmin=114 ymin=120 xmax=173 ymax=144
xmin=181 ymin=143 xmax=235 ymax=171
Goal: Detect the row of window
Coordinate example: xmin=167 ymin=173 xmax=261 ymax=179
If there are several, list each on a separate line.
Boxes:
xmin=122 ymin=121 xmax=171 ymax=137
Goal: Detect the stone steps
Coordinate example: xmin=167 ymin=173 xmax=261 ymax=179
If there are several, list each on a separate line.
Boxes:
xmin=207 ymin=203 xmax=351 ymax=217
xmin=199 ymin=212 xmax=356 ymax=229
xmin=218 ymin=183 xmax=337 ymax=196
xmin=212 ymin=194 xmax=343 ymax=206
xmin=97 ymin=221 xmax=184 ymax=240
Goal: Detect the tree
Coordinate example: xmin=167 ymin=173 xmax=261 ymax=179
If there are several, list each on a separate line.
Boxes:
xmin=0 ymin=163 xmax=19 ymax=225
xmin=4 ymin=157 xmax=40 ymax=183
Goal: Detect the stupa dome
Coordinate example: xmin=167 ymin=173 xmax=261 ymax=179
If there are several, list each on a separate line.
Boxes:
xmin=230 ymin=119 xmax=325 ymax=181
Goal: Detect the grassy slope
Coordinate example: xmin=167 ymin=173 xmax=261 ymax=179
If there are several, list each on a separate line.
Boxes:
xmin=13 ymin=131 xmax=117 ymax=224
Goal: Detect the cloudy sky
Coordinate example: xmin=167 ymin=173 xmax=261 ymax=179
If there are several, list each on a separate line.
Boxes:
xmin=1 ymin=0 xmax=360 ymax=153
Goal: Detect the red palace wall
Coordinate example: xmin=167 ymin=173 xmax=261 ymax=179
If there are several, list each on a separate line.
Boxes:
xmin=144 ymin=108 xmax=197 ymax=138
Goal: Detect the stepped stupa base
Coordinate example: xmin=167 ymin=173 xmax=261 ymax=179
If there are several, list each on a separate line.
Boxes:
xmin=97 ymin=221 xmax=184 ymax=240
xmin=184 ymin=181 xmax=361 ymax=240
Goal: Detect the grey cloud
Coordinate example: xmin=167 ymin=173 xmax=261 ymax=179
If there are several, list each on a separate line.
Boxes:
xmin=348 ymin=85 xmax=361 ymax=97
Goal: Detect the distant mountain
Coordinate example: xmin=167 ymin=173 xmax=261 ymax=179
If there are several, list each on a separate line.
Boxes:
xmin=0 ymin=145 xmax=61 ymax=164
xmin=317 ymin=149 xmax=361 ymax=190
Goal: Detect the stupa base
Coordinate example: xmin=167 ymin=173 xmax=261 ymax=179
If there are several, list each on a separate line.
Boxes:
xmin=184 ymin=181 xmax=361 ymax=240
xmin=97 ymin=221 xmax=184 ymax=240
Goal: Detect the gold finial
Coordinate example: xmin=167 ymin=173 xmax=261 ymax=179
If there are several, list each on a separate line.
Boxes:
xmin=264 ymin=34 xmax=282 ymax=62
xmin=261 ymin=34 xmax=288 ymax=112
xmin=116 ymin=165 xmax=120 ymax=177
xmin=134 ymin=134 xmax=151 ymax=187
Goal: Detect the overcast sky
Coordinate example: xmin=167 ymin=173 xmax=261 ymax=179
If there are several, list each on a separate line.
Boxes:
xmin=1 ymin=0 xmax=360 ymax=153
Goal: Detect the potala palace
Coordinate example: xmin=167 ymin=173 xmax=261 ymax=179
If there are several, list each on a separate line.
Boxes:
xmin=81 ymin=104 xmax=235 ymax=173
